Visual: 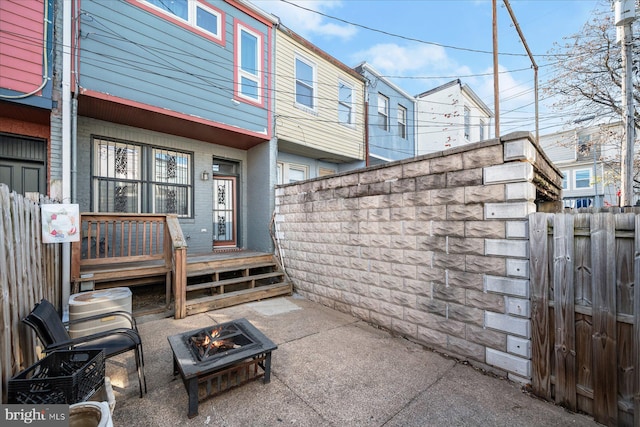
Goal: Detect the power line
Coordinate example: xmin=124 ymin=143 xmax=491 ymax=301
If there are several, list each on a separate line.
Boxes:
xmin=279 ymin=0 xmax=573 ymax=58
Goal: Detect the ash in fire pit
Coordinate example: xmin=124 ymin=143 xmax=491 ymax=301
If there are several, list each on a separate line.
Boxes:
xmin=187 ymin=324 xmax=254 ymax=361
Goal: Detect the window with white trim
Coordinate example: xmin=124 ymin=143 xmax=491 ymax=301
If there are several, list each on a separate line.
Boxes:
xmin=295 ymin=55 xmax=316 ymax=110
xmin=574 ymin=169 xmax=592 ymax=189
xmin=93 ymin=137 xmax=193 ymax=217
xmin=561 ymin=172 xmax=568 ymax=190
xmin=338 ymin=80 xmax=353 ymax=125
xmin=398 ymin=105 xmax=407 ymax=139
xmin=277 ymin=161 xmax=308 ymax=184
xmin=378 ymin=94 xmax=389 ymax=131
xmin=236 ymin=23 xmax=262 ymax=103
xmin=479 ymin=119 xmax=485 ymax=141
xmin=142 ymin=0 xmax=223 ymax=40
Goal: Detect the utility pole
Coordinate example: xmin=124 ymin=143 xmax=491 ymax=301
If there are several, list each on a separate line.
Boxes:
xmin=503 ymin=0 xmax=539 ymax=145
xmin=492 ymin=0 xmax=500 ymax=139
xmin=615 ymin=0 xmax=636 ymax=206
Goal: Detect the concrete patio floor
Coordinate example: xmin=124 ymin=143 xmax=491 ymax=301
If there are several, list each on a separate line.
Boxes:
xmin=105 ymin=295 xmax=599 ymax=426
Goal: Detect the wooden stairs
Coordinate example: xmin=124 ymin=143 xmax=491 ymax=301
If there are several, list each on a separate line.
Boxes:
xmin=184 ymin=251 xmax=292 ymax=316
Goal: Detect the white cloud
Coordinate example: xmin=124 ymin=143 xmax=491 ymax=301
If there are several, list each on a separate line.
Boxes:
xmin=254 ymin=0 xmax=356 ymax=39
xmin=351 ymin=43 xmax=452 ymax=75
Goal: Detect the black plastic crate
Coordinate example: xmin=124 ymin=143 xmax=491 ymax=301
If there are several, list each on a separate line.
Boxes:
xmin=8 ymin=350 xmax=105 ymax=405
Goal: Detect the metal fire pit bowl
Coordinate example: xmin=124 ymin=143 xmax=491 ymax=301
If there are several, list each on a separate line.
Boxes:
xmin=168 ymin=318 xmax=277 ymax=418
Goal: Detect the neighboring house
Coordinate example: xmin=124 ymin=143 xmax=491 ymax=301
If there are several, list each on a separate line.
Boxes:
xmin=539 ymin=122 xmax=628 ymax=208
xmin=71 ymin=0 xmax=278 ymax=253
xmin=0 ymin=0 xmax=54 ymax=196
xmin=354 ymin=62 xmax=416 ymax=165
xmin=1 ymin=0 xmax=370 ymax=251
xmin=415 ymin=79 xmax=493 ymax=156
xmin=274 ymin=25 xmax=366 ymax=184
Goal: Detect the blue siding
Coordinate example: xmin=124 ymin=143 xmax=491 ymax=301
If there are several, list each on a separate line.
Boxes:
xmin=78 ymin=0 xmax=270 ymax=135
xmin=356 ymin=66 xmax=415 ymax=162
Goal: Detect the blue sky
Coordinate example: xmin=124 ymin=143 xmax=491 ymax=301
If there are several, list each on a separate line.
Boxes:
xmin=251 ymin=0 xmax=606 ymax=135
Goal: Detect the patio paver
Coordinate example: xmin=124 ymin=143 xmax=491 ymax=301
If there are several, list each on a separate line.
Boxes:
xmin=106 ymin=295 xmax=599 ymax=427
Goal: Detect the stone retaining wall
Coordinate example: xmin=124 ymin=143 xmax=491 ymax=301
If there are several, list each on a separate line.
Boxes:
xmin=274 ymin=133 xmax=561 ymax=383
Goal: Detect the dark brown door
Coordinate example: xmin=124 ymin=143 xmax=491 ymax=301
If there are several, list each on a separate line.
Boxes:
xmin=0 ymin=134 xmax=46 ymax=194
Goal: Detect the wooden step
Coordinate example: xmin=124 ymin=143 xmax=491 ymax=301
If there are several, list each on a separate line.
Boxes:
xmin=186 ymin=271 xmax=284 ymax=292
xmin=187 ymin=261 xmax=277 ymax=278
xmin=185 ymin=282 xmax=292 ymax=316
xmin=95 ymin=275 xmax=166 ymax=290
xmin=187 ymin=253 xmax=274 ymax=276
xmin=77 ymin=261 xmax=170 ymax=283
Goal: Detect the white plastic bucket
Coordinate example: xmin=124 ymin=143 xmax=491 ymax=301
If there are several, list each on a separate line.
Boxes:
xmin=68 ymin=401 xmax=113 ymax=427
xmin=68 ymin=288 xmax=132 ymax=338
xmin=90 ymin=377 xmax=116 ymax=415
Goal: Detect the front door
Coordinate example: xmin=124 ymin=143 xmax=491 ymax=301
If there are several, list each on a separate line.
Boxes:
xmin=212 ymin=176 xmax=237 ymax=248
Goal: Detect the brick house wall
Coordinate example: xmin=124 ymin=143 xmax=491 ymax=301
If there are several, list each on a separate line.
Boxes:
xmin=274 ymin=132 xmax=562 ymax=383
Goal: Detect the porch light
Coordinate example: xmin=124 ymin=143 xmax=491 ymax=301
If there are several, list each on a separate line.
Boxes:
xmin=201 ymin=171 xmax=210 ymax=181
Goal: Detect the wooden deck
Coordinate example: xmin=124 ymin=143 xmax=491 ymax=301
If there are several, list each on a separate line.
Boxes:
xmin=86 ymin=250 xmax=292 ymax=318
xmin=70 ymin=214 xmax=291 ymax=319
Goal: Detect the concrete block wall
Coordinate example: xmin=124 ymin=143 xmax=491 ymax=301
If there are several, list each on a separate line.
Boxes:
xmin=275 ymin=133 xmax=561 ymax=382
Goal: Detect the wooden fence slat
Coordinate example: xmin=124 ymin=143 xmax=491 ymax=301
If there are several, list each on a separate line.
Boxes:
xmin=614 ymin=215 xmax=636 ymax=426
xmin=634 ymin=216 xmax=640 ymax=427
xmin=553 ymin=214 xmax=577 ymax=410
xmin=33 ymin=200 xmax=45 ymax=303
xmin=0 ymin=186 xmax=62 ymax=403
xmin=591 ymin=213 xmax=618 ymax=426
xmin=573 ymin=213 xmax=594 ymax=416
xmin=0 ymin=186 xmax=11 ymax=404
xmin=6 ymin=192 xmax=21 ymax=378
xmin=530 ymin=212 xmax=552 ymax=399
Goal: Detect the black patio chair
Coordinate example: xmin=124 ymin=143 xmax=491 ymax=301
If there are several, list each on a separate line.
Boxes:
xmin=23 ymin=298 xmax=147 ymax=398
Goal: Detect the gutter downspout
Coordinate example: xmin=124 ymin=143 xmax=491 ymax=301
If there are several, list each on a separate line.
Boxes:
xmin=413 ymin=97 xmax=418 ymax=157
xmin=364 ymin=94 xmax=369 ymax=167
xmin=72 ymin=0 xmax=79 ymax=202
xmin=61 ymin=0 xmax=73 ymax=318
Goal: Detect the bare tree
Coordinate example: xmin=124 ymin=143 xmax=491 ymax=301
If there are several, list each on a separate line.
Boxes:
xmin=544 ymin=3 xmax=640 ymax=195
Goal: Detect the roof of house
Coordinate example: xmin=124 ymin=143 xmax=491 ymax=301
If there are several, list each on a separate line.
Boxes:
xmin=415 ymin=79 xmax=494 ymax=118
xmin=354 ymin=62 xmax=415 ymax=102
xmin=233 ymin=0 xmax=279 ymax=25
xmin=277 ymin=25 xmax=366 ymax=82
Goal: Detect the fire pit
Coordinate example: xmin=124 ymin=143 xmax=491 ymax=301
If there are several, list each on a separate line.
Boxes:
xmin=168 ymin=318 xmax=277 ymax=418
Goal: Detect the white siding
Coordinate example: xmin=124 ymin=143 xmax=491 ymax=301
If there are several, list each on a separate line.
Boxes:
xmin=539 ymin=131 xmax=577 ymax=163
xmin=415 ymin=83 xmax=492 ymax=156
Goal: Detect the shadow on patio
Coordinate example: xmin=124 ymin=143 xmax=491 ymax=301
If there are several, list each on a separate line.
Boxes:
xmin=106 ymin=295 xmax=597 ymax=427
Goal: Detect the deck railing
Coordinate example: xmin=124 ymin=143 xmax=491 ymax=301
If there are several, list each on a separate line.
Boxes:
xmin=70 ymin=213 xmax=187 ymax=312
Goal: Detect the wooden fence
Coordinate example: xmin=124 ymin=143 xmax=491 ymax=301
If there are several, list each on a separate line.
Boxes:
xmin=0 ymin=184 xmax=62 ymax=403
xmin=530 ymin=212 xmax=640 ymax=427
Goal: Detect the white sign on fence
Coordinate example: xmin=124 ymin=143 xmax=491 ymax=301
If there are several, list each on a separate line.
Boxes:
xmin=41 ymin=204 xmax=80 ymax=243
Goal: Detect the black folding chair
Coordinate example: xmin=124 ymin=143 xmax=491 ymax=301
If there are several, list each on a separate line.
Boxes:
xmin=23 ymin=299 xmax=147 ymax=397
